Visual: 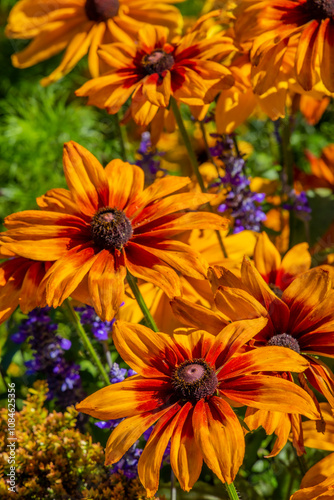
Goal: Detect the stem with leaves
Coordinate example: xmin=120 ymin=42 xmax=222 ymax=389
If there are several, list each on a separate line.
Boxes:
xmin=63 ymin=299 xmax=110 ymax=386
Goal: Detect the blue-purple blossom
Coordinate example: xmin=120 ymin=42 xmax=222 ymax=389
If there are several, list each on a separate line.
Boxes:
xmin=11 ymin=307 xmax=83 ymax=408
xmin=209 ymin=134 xmax=266 ymax=233
xmin=136 ymin=131 xmax=166 ymax=182
xmin=76 ymin=305 xmax=117 ymax=341
xmin=283 ymin=189 xmax=312 ymax=221
xmin=95 ymin=363 xmax=168 ymax=479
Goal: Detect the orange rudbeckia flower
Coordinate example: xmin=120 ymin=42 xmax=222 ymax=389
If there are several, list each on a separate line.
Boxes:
xmin=234 ymin=0 xmax=334 ymax=93
xmin=75 ymin=23 xmax=235 ymax=126
xmin=5 ymin=0 xmax=184 ymax=86
xmin=291 ymin=403 xmax=334 ymax=499
xmin=172 ymin=259 xmax=334 ymax=455
xmin=0 ymin=141 xmax=227 ymax=321
xmin=76 ymin=318 xmax=319 ymax=496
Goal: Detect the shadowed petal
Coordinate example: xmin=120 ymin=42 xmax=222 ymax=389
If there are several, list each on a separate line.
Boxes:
xmin=193 ymin=397 xmax=245 ymax=484
xmin=138 ymin=404 xmax=181 ymax=497
xmin=105 ymin=404 xmax=177 ymax=466
xmin=220 ymin=374 xmax=320 ymax=419
xmin=170 ymin=403 xmax=203 ymax=491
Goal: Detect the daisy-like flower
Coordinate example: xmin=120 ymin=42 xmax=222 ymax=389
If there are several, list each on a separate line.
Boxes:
xmin=291 ymin=403 xmax=334 ymax=499
xmin=253 ymin=231 xmax=311 ymax=293
xmin=75 ymin=23 xmax=235 ymax=126
xmin=5 ymin=0 xmax=184 ymax=86
xmin=0 ymin=141 xmax=227 ymax=321
xmin=76 ymin=318 xmax=319 ymax=496
xmin=171 ymin=258 xmax=334 ymax=455
xmin=234 ymin=0 xmax=334 ymax=93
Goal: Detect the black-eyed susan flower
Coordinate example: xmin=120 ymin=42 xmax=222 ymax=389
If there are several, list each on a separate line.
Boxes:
xmin=234 ymin=0 xmax=334 ymax=93
xmin=5 ymin=0 xmax=184 ymax=86
xmin=76 ymin=317 xmax=319 ymax=496
xmin=0 ymin=141 xmax=227 ymax=321
xmin=75 ymin=23 xmax=235 ymax=126
xmin=171 ymin=259 xmax=334 ymax=456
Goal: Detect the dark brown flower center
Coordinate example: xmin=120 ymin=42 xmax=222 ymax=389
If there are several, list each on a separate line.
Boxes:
xmin=267 ymin=333 xmax=301 ymax=354
xmin=305 ymin=0 xmax=334 ymax=19
xmin=141 ymin=50 xmax=175 ymax=75
xmin=269 ymin=283 xmax=283 ymax=298
xmin=171 ymin=359 xmax=218 ymax=403
xmin=90 ymin=207 xmax=133 ymax=250
xmin=85 ymin=0 xmax=120 ymax=22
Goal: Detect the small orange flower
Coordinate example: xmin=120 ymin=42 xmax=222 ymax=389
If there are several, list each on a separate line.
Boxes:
xmin=76 ymin=23 xmax=235 ymax=126
xmin=234 ymin=0 xmax=334 ymax=93
xmin=5 ymin=0 xmax=184 ymax=86
xmin=76 ymin=318 xmax=318 ymax=496
xmin=0 ymin=141 xmax=227 ymax=321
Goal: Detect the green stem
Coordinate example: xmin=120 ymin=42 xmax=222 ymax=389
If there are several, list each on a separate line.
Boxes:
xmin=280 ymin=117 xmax=295 ymax=249
xmin=114 ymin=112 xmax=128 ymax=162
xmin=170 ymin=97 xmax=206 ymax=192
xmin=64 ymin=299 xmax=110 ymax=386
xmin=225 ymin=482 xmax=240 ymax=500
xmin=171 ymin=98 xmax=228 ymax=258
xmin=126 ymin=271 xmax=159 ymax=332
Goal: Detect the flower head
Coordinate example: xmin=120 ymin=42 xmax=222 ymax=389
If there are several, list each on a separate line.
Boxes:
xmin=5 ymin=0 xmax=184 ymax=86
xmin=0 ymin=141 xmax=227 ymax=321
xmin=77 ymin=318 xmax=318 ymax=496
xmin=234 ymin=0 xmax=334 ymax=94
xmin=76 ymin=23 xmax=235 ymax=126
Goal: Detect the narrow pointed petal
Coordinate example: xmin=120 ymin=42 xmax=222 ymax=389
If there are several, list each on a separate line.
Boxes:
xmin=105 ymin=405 xmax=175 ymax=466
xmin=218 ymin=346 xmax=310 ymax=381
xmin=113 ymin=320 xmax=186 ymax=377
xmin=138 ymin=404 xmax=181 ymax=497
xmin=88 ymin=250 xmax=126 ymax=321
xmin=170 ymin=403 xmax=203 ymax=491
xmin=170 ymin=296 xmax=227 ymax=333
xmin=63 ymin=141 xmax=109 ymax=216
xmin=220 ymin=375 xmax=320 ymax=419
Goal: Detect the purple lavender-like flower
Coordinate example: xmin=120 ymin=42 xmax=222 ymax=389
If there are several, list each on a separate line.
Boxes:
xmin=12 ymin=308 xmax=83 ymax=409
xmin=136 ymin=132 xmax=166 ymax=182
xmin=76 ymin=305 xmax=116 ymax=341
xmin=283 ymin=189 xmax=312 ymax=221
xmin=210 ymin=134 xmax=266 ymax=233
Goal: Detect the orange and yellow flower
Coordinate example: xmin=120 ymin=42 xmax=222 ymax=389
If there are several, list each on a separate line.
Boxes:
xmin=5 ymin=0 xmax=184 ymax=86
xmin=172 ymin=259 xmax=334 ymax=455
xmin=234 ymin=0 xmax=334 ymax=94
xmin=291 ymin=403 xmax=334 ymax=499
xmin=76 ymin=317 xmax=319 ymax=496
xmin=0 ymin=141 xmax=227 ymax=322
xmin=75 ymin=23 xmax=235 ymax=126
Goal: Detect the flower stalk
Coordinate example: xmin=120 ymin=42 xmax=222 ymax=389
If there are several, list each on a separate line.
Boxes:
xmin=225 ymin=482 xmax=240 ymax=500
xmin=63 ymin=299 xmax=110 ymax=386
xmin=126 ymin=271 xmax=159 ymax=332
xmin=170 ymin=97 xmax=228 ymax=258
